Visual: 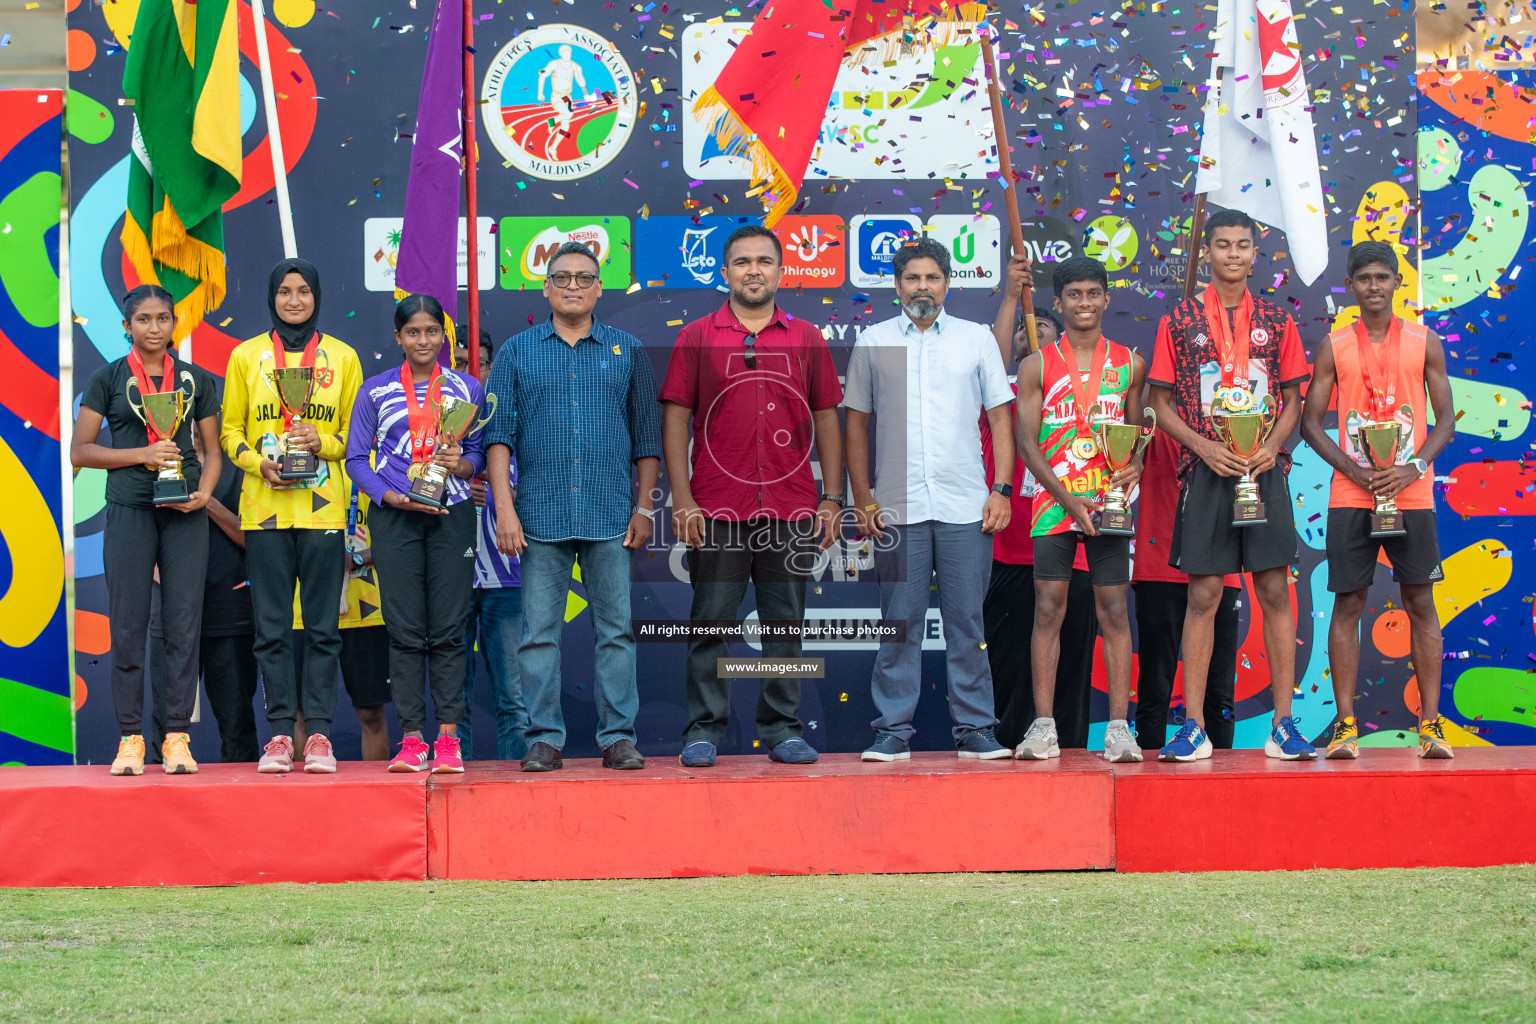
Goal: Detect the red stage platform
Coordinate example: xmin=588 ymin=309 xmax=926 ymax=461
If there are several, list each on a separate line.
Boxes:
xmin=427 ymin=754 xmax=1114 ymax=879
xmin=1 ymin=765 xmax=427 ymax=888
xmin=2 ymin=749 xmax=1533 ymax=887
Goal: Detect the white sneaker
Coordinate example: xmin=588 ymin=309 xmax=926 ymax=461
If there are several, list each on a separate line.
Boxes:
xmin=1103 ymin=721 xmax=1144 ymax=763
xmin=1014 ymin=718 xmax=1060 ymax=760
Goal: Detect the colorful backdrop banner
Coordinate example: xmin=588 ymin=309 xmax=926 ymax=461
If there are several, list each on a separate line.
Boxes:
xmin=58 ymin=0 xmax=1465 ymax=765
xmin=0 ymin=88 xmax=70 ymax=766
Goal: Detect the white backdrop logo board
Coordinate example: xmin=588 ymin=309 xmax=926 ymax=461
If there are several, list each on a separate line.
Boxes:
xmin=681 ymin=22 xmax=997 ymax=182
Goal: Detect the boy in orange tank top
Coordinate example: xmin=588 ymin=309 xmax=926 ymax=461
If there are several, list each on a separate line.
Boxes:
xmin=1300 ymin=241 xmax=1457 ymax=759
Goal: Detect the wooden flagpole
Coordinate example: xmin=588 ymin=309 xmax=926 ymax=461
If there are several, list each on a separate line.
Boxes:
xmin=980 ymin=30 xmax=1038 ymax=354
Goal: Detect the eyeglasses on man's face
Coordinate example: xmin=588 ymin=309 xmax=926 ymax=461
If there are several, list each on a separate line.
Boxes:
xmin=548 ymin=271 xmax=598 ymax=289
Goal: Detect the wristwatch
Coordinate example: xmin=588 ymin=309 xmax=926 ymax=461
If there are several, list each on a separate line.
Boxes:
xmin=1408 ymin=457 xmax=1429 ymax=478
xmin=819 ymin=492 xmax=846 ymax=507
xmin=631 ymin=505 xmax=656 ymax=521
xmin=991 ymin=482 xmax=1014 ymax=498
xmin=350 ymin=551 xmax=365 ymax=570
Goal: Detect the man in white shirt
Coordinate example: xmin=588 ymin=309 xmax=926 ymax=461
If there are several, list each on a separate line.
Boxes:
xmin=845 ymin=237 xmax=1017 ymax=761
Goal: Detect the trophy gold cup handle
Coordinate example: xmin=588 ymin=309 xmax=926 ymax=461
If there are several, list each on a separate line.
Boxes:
xmin=469 ymin=392 xmax=498 ymax=436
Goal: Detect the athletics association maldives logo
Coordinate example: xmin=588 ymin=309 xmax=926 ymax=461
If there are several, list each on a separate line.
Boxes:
xmin=481 ymin=25 xmax=638 ymax=180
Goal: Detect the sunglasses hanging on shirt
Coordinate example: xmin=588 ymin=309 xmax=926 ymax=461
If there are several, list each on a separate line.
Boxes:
xmin=743 ymin=333 xmax=757 ymax=370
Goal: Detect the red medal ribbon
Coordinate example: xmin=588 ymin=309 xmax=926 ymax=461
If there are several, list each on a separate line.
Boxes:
xmin=1353 ymin=316 xmax=1402 ymax=422
xmin=269 ymin=331 xmax=322 ymax=432
xmin=399 ymin=362 xmax=444 ymax=467
xmin=1201 ymin=283 xmax=1253 ymax=389
xmin=127 ymin=348 xmax=177 ymax=441
xmin=1059 ymin=335 xmax=1107 ymax=441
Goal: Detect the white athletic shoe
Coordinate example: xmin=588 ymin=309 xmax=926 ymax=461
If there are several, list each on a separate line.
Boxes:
xmin=1014 ymin=718 xmax=1060 ymax=760
xmin=1103 ymin=720 xmax=1144 ymax=763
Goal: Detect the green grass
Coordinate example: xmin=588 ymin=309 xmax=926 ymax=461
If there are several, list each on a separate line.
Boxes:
xmin=2 ymin=867 xmax=1534 ymax=1022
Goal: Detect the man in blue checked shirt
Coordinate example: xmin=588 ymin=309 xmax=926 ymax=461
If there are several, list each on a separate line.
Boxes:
xmin=485 ymin=241 xmax=663 ymax=773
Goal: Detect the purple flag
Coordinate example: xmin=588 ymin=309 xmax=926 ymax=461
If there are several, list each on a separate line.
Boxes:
xmin=395 ymin=0 xmax=463 ymax=331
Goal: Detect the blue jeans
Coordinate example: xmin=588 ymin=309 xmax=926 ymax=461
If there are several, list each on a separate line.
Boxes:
xmin=519 ymin=537 xmax=638 ymax=751
xmin=461 ymin=586 xmax=528 ymax=761
xmin=870 ymin=521 xmax=999 ymax=743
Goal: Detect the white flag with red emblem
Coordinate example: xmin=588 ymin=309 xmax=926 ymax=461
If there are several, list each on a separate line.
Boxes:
xmin=1195 ymin=0 xmax=1327 ymax=285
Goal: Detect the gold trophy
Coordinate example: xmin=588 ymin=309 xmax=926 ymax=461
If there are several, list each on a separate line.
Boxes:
xmin=1091 ymin=407 xmax=1156 ymax=536
xmin=126 ymin=369 xmax=196 ymax=505
xmin=1209 ymin=390 xmax=1278 ymax=527
xmin=259 ymin=350 xmax=329 ymax=480
xmin=406 ymin=384 xmax=497 ymax=509
xmin=1347 ymin=406 xmax=1414 ymax=538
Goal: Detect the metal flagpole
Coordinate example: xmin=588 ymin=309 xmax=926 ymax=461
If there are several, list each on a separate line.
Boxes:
xmin=250 ymin=0 xmax=298 ymax=258
xmin=462 ymin=0 xmax=481 ymax=378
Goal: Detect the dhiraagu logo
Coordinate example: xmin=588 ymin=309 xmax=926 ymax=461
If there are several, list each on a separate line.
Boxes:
xmin=927 ymin=214 xmax=1000 ymax=285
xmin=499 ymin=216 xmax=632 ymax=289
xmin=1082 ymin=215 xmax=1139 ymax=273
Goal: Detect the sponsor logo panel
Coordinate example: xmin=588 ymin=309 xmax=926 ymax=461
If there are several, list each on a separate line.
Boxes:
xmin=1082 ymin=215 xmax=1140 ymax=272
xmin=362 ymin=217 xmax=496 ymax=293
xmin=927 ymin=214 xmax=1000 ymax=286
xmin=634 ymin=215 xmax=761 ymax=289
xmin=772 ymin=215 xmax=846 ymax=288
xmin=849 ymin=214 xmax=922 ymax=289
xmin=498 ymin=216 xmax=633 ymax=289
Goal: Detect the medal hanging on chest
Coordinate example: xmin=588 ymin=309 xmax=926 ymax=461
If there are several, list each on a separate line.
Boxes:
xmin=1353 ymin=316 xmax=1402 ymax=423
xmin=1203 ymin=284 xmax=1255 ymax=412
xmin=1059 ymin=337 xmax=1107 ymax=459
xmin=401 ymin=363 xmax=443 ymax=483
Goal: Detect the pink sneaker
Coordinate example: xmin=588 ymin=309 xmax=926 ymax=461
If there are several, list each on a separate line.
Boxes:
xmin=431 ymin=734 xmax=465 ymax=774
xmin=258 ymin=735 xmax=295 ymax=773
xmin=388 ymin=735 xmax=431 ymax=772
xmin=303 ymin=733 xmax=337 ymax=774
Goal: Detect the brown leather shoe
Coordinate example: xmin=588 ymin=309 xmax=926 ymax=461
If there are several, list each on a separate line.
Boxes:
xmin=602 ymin=738 xmax=645 ymax=770
xmin=520 ymin=741 xmax=563 ymax=772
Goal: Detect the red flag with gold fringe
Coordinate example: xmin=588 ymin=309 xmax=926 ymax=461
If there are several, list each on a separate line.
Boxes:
xmin=692 ymin=1 xmax=987 ymax=225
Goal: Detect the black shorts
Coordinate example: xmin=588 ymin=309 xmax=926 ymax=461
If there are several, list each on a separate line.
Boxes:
xmin=1034 ymin=531 xmax=1131 ymax=586
xmin=1325 ymin=507 xmax=1444 ymax=593
xmin=1170 ymin=462 xmax=1297 ymax=576
xmin=292 ymin=625 xmax=392 ymax=709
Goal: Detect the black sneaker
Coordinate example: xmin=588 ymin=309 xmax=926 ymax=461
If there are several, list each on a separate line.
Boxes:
xmin=957 ymin=727 xmax=1011 ymax=760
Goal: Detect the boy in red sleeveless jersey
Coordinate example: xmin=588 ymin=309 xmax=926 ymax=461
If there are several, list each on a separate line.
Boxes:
xmin=1300 ymin=241 xmax=1457 ymax=759
xmin=1015 ymin=257 xmax=1148 ymax=763
xmin=1148 ymin=209 xmax=1314 ymax=761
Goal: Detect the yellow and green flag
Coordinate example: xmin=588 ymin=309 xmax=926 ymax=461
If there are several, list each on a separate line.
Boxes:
xmin=121 ymin=0 xmax=242 ymax=339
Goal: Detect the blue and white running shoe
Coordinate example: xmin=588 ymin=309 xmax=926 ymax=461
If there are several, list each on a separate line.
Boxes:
xmin=1265 ymin=716 xmax=1318 ymax=760
xmin=1158 ymin=720 xmax=1213 ymax=762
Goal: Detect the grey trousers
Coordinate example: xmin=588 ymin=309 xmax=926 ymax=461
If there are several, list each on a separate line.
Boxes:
xmin=869 ymin=521 xmax=998 ymax=743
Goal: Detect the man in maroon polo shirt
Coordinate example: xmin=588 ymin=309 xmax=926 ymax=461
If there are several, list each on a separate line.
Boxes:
xmin=660 ymin=224 xmax=845 ymax=767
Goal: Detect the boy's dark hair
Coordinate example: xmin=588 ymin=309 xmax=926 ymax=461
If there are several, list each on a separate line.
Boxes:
xmin=547 ymin=240 xmax=601 ymax=273
xmin=723 ymin=223 xmax=782 ymax=263
xmin=1346 ymin=240 xmax=1399 ymax=278
xmin=1031 ymin=306 xmax=1065 ymax=334
xmin=1051 ymin=256 xmax=1109 ymax=297
xmin=1203 ymin=207 xmax=1259 ymax=243
xmin=891 ymin=236 xmax=951 ymax=280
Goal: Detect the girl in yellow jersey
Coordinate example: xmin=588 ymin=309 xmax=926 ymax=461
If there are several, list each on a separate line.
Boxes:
xmin=220 ymin=258 xmax=362 ymax=773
